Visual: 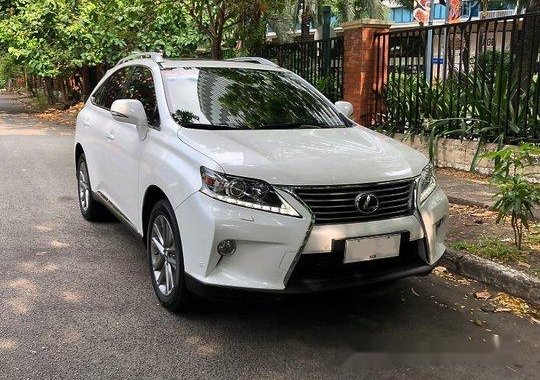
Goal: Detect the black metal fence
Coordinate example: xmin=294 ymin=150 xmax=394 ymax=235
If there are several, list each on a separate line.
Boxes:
xmin=373 ymin=13 xmax=540 ymax=144
xmin=261 ymin=37 xmax=344 ymax=102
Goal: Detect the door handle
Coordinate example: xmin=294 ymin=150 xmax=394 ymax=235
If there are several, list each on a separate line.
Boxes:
xmin=105 ymin=132 xmax=115 ymax=141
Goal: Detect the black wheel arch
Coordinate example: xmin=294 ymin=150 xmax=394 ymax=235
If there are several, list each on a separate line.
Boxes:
xmin=75 ymin=143 xmax=84 ymax=171
xmin=142 ymin=185 xmax=169 ymax=246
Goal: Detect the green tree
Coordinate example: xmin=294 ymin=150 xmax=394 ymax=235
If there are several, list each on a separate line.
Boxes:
xmin=484 ymin=144 xmax=540 ymax=250
xmin=267 ymin=0 xmax=395 ymax=44
xmin=177 ymin=0 xmax=284 ymax=59
xmin=177 ymin=0 xmax=245 ymax=59
xmin=334 ymin=0 xmax=388 ymax=22
xmin=0 ymin=0 xmax=201 ymax=101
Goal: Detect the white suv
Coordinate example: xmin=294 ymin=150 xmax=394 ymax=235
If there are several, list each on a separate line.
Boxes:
xmin=75 ymin=52 xmax=449 ymax=311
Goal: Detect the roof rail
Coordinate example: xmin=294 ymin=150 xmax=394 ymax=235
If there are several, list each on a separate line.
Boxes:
xmin=227 ymin=57 xmax=279 ymax=67
xmin=116 ymin=52 xmax=164 ymax=66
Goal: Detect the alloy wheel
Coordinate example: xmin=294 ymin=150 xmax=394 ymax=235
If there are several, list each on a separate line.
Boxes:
xmin=150 ymin=215 xmax=177 ymax=296
xmin=78 ymin=162 xmax=90 ymax=212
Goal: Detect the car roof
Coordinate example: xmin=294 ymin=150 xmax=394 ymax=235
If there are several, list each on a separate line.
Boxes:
xmin=160 ymin=59 xmax=285 ymax=72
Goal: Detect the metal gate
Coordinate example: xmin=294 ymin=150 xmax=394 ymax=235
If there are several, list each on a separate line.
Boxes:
xmin=373 ymin=13 xmax=540 ymax=144
xmin=262 ymin=37 xmax=344 ymax=103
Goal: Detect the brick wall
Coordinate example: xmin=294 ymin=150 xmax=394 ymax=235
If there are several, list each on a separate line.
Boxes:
xmin=342 ymin=19 xmax=392 ymax=126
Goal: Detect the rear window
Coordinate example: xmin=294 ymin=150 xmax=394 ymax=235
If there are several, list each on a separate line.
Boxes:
xmin=162 ymin=67 xmax=347 ymax=130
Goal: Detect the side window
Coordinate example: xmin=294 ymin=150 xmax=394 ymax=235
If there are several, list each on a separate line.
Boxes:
xmin=124 ymin=66 xmax=159 ymax=126
xmin=92 ymin=68 xmax=129 ymax=109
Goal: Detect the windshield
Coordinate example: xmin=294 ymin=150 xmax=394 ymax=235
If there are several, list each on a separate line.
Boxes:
xmin=162 ymin=67 xmax=348 ymax=130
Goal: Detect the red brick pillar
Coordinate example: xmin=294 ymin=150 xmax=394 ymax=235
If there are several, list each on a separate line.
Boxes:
xmin=342 ymin=19 xmax=392 ymax=126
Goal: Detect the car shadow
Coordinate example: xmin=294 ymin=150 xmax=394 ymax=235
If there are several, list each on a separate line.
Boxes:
xmin=175 ymin=279 xmax=503 ymax=362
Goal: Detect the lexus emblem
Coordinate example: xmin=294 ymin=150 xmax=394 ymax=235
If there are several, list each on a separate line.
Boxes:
xmin=355 ymin=193 xmax=380 ymax=214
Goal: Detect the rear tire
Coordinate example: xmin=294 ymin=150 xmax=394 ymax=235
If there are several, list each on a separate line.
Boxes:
xmin=147 ymin=199 xmax=191 ymax=312
xmin=77 ymin=154 xmax=107 ymax=221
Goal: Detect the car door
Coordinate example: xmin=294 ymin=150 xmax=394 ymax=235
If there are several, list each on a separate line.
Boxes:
xmin=85 ymin=67 xmax=129 ymax=198
xmin=105 ymin=65 xmax=160 ymax=226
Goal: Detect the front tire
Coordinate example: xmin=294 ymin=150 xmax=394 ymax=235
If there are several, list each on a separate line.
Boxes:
xmin=147 ymin=199 xmax=190 ymax=312
xmin=77 ymin=154 xmax=107 ymax=221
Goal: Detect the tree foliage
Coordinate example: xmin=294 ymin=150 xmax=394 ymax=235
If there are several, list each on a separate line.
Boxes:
xmin=484 ymin=144 xmax=540 ymax=250
xmin=0 ymin=0 xmax=202 ymax=79
xmin=267 ymin=0 xmax=394 ymax=44
xmin=177 ymin=0 xmax=285 ymax=58
xmin=0 ymin=0 xmax=408 ymax=100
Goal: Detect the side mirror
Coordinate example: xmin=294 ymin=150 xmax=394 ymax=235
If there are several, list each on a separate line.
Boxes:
xmin=334 ymin=101 xmax=354 ymax=119
xmin=110 ymin=99 xmax=149 ymax=140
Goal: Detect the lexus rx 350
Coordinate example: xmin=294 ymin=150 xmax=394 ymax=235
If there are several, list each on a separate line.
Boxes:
xmin=74 ymin=53 xmax=449 ymax=311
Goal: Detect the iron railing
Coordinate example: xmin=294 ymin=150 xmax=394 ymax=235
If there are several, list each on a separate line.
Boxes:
xmin=261 ymin=37 xmax=344 ymax=102
xmin=373 ymin=12 xmax=540 ymax=144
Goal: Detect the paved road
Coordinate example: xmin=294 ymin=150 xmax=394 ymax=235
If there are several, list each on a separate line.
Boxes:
xmin=0 ymin=93 xmax=35 ymax=114
xmin=0 ymin=96 xmax=538 ymax=379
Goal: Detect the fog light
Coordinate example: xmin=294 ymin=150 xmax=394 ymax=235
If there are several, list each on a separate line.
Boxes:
xmin=435 ymin=217 xmax=445 ymax=229
xmin=217 ymin=239 xmax=236 ymax=256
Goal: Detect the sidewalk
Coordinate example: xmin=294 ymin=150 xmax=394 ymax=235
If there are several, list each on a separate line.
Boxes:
xmin=437 ymin=172 xmax=540 ymax=221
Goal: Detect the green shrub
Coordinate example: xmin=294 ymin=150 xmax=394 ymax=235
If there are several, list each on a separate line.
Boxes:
xmin=483 ymin=143 xmax=540 ymax=250
xmin=378 ymin=52 xmax=539 ymax=155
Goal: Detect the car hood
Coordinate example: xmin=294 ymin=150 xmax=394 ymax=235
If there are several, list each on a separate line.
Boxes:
xmin=177 ymin=126 xmax=428 ymax=186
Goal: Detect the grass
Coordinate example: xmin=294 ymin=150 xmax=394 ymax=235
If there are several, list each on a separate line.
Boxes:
xmin=451 ymin=238 xmax=525 ymax=262
xmin=451 ymin=224 xmax=539 ymax=278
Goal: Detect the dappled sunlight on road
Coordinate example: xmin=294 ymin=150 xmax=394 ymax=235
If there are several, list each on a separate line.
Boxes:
xmin=5 ymin=296 xmax=33 ymax=315
xmin=49 ymin=240 xmax=70 ymax=249
xmin=34 ymin=223 xmax=55 ymax=233
xmin=3 ymin=277 xmax=37 ymax=316
xmin=6 ymin=278 xmax=37 ymax=293
xmin=0 ymin=126 xmax=50 ymax=136
xmin=184 ymin=335 xmax=221 ymax=358
xmin=17 ymin=261 xmax=59 ymax=274
xmin=61 ymin=290 xmax=83 ymax=303
xmin=0 ymin=338 xmax=19 ymax=351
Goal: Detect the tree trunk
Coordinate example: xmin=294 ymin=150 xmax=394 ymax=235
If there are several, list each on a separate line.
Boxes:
xmin=44 ymin=77 xmax=56 ymax=105
xmin=61 ymin=79 xmax=69 ymax=105
xmin=27 ymin=74 xmax=36 ymax=96
xmin=298 ymin=0 xmax=310 ymax=42
xmin=300 ymin=14 xmax=310 ymax=41
xmin=211 ymin=36 xmax=223 ymax=59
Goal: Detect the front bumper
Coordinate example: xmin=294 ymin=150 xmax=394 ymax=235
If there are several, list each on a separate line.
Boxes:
xmin=175 ymin=186 xmax=449 ymax=293
xmin=185 ymin=243 xmax=437 ymax=301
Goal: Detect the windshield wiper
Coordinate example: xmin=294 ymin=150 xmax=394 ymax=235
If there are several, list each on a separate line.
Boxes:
xmin=258 ymin=123 xmax=330 ymax=130
xmin=179 ymin=123 xmax=235 ymax=130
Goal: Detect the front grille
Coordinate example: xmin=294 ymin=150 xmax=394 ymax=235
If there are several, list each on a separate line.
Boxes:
xmin=293 ymin=179 xmax=415 ymax=225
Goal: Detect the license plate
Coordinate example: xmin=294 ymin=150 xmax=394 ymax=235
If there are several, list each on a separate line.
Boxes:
xmin=344 ymin=234 xmax=401 ymax=264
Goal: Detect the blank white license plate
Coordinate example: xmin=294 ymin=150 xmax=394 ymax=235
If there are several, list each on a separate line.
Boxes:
xmin=344 ymin=234 xmax=401 ymax=264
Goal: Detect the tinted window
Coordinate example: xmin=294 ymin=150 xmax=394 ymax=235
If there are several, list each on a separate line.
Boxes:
xmin=124 ymin=66 xmax=158 ymax=125
xmin=162 ymin=68 xmax=347 ymax=130
xmin=92 ymin=68 xmax=129 ymax=109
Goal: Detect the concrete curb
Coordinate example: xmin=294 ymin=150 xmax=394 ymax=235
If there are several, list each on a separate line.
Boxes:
xmin=440 ymin=249 xmax=540 ymax=305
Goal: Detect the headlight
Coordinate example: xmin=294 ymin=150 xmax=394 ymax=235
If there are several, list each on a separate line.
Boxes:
xmin=418 ymin=164 xmax=437 ymax=204
xmin=200 ymin=167 xmax=300 ymax=217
